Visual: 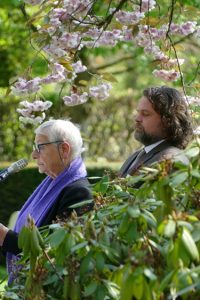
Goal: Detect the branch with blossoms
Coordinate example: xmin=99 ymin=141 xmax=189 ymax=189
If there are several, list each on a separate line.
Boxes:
xmin=9 ymin=0 xmax=200 ymax=129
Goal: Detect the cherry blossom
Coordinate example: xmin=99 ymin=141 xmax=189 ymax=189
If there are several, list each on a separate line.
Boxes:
xmin=152 ymin=69 xmax=180 ymax=81
xmin=89 ymin=83 xmax=112 ymax=100
xmin=63 ymin=92 xmax=88 ymax=106
xmin=193 ymin=126 xmax=200 ymax=135
xmin=11 ymin=77 xmax=41 ymax=95
xmin=17 ymin=100 xmax=52 ymax=124
xmin=11 ymin=0 xmax=200 ymax=125
xmin=139 ymin=0 xmax=156 ymax=12
xmin=72 ymin=61 xmax=87 ymax=74
xmin=184 ymin=96 xmax=200 ymax=106
xmin=170 ymin=21 xmax=197 ymax=36
xmin=115 ymin=10 xmax=145 ymax=25
xmin=19 ymin=115 xmax=46 ymax=125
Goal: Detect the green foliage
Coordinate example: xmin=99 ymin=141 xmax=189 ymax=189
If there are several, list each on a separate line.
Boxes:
xmin=1 ymin=141 xmax=200 ymax=299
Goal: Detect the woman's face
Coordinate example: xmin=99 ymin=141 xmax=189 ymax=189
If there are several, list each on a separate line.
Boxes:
xmin=32 ymin=134 xmax=66 ymax=178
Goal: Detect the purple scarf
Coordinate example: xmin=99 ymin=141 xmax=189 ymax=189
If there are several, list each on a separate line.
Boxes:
xmin=7 ymin=157 xmax=87 ymax=282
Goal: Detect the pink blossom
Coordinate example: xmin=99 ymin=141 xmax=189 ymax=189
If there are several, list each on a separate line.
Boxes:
xmin=193 ymin=126 xmax=200 ymax=135
xmin=121 ymin=26 xmax=134 ymax=41
xmin=63 ymin=0 xmax=92 ymax=16
xmin=184 ymin=96 xmax=200 ymax=106
xmin=152 ymin=69 xmax=180 ymax=81
xmin=19 ymin=114 xmax=45 ymax=125
xmin=18 ymin=100 xmax=52 ymax=112
xmin=63 ymin=92 xmax=88 ymax=106
xmin=72 ymin=61 xmax=87 ymax=73
xmin=161 ymin=58 xmax=185 ymax=68
xmin=139 ymin=0 xmax=156 ymax=12
xmin=89 ymin=83 xmax=112 ymax=100
xmin=83 ymin=29 xmax=122 ymax=48
xmin=17 ymin=100 xmax=52 ymax=124
xmin=115 ymin=10 xmax=145 ymax=25
xmin=41 ymin=63 xmax=66 ymax=84
xmin=11 ymin=77 xmax=41 ymax=95
xmin=59 ymin=32 xmax=82 ymax=49
xmin=170 ymin=21 xmax=197 ymax=36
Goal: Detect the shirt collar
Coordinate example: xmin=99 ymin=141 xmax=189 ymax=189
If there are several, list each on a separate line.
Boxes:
xmin=144 ymin=139 xmax=166 ymax=153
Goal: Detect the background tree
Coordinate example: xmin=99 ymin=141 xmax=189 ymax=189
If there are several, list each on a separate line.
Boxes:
xmin=0 ymin=0 xmax=200 ymax=161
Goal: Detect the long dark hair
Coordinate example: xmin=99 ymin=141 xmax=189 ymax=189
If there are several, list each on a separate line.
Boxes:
xmin=143 ymin=86 xmax=193 ymax=149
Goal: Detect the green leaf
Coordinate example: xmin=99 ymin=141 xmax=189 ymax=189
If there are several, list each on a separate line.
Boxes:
xmin=93 ymin=175 xmax=110 ymax=195
xmin=124 ymin=221 xmax=139 ymax=243
xmin=96 ymin=252 xmax=105 ymax=272
xmin=191 ymin=169 xmax=200 ymax=178
xmin=185 ymin=147 xmax=200 ymax=158
xmin=163 ymin=220 xmax=176 ymax=238
xmin=141 ymin=209 xmax=157 ymax=228
xmin=43 ymin=274 xmax=58 ymax=286
xmin=159 ymin=270 xmax=176 ymax=292
xmin=132 ymin=273 xmax=144 ymax=300
xmin=177 ymin=221 xmax=193 ymax=231
xmin=120 ymin=273 xmax=135 ymax=300
xmin=69 ymin=199 xmax=93 ymax=209
xmin=143 ymin=268 xmax=157 ymax=281
xmin=118 ymin=214 xmax=130 ymax=235
xmin=170 ymin=172 xmax=188 ymax=186
xmin=1 ymin=292 xmax=20 ymax=300
xmin=84 ymin=281 xmax=98 ymax=297
xmin=49 ymin=228 xmax=66 ymax=248
xmin=96 ymin=285 xmax=107 ymax=300
xmin=103 ymin=280 xmax=120 ymax=298
xmin=71 ymin=241 xmax=88 ymax=253
xmin=101 ymin=72 xmax=118 ymax=82
xmin=78 ymin=80 xmax=89 ymax=86
xmin=181 ymin=228 xmax=199 ymax=262
xmin=80 ymin=252 xmax=92 ymax=276
xmin=127 ymin=207 xmax=141 ymax=218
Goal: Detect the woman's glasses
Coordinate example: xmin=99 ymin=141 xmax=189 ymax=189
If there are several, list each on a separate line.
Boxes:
xmin=33 ymin=141 xmax=63 ymax=153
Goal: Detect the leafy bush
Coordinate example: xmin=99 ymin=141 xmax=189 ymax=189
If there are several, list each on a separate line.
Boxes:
xmin=1 ymin=140 xmax=200 ymax=300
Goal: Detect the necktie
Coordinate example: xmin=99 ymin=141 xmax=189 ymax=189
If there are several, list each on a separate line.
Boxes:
xmin=127 ymin=148 xmax=146 ymax=174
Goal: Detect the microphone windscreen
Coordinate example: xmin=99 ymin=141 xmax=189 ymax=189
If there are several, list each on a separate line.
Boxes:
xmin=8 ymin=158 xmax=28 ymax=174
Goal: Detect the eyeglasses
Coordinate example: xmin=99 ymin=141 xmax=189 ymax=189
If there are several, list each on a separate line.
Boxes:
xmin=33 ymin=141 xmax=63 ymax=153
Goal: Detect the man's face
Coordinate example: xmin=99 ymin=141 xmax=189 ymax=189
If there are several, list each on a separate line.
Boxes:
xmin=134 ymin=96 xmax=167 ymax=145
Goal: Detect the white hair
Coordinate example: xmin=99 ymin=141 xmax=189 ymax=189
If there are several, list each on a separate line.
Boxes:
xmin=35 ymin=119 xmax=83 ymax=160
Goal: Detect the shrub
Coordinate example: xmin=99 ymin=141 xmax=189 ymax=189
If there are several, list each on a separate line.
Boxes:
xmin=1 ymin=140 xmax=200 ymax=300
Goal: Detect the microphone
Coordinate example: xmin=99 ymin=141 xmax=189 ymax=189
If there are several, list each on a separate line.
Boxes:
xmin=0 ymin=158 xmax=28 ymax=182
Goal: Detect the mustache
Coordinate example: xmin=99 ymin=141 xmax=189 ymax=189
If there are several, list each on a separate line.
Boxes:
xmin=135 ymin=124 xmax=144 ymax=130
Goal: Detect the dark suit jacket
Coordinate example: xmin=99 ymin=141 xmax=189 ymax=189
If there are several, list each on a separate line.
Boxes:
xmin=2 ymin=178 xmax=93 ymax=255
xmin=119 ymin=140 xmax=189 ymax=177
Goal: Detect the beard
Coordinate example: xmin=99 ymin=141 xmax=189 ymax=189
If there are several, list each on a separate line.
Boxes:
xmin=134 ymin=127 xmax=163 ymax=146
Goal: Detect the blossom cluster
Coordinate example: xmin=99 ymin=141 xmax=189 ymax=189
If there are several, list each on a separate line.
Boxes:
xmin=152 ymin=69 xmax=180 ymax=81
xmin=193 ymin=126 xmax=200 ymax=135
xmin=14 ymin=0 xmax=200 ymax=124
xmin=63 ymin=82 xmax=113 ymax=106
xmin=184 ymin=96 xmax=200 ymax=106
xmin=17 ymin=100 xmax=52 ymax=124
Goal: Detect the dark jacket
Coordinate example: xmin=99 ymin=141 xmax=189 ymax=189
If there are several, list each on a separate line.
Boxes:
xmin=2 ymin=178 xmax=93 ymax=255
xmin=119 ymin=140 xmax=189 ymax=177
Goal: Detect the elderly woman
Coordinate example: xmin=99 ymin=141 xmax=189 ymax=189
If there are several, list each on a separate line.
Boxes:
xmin=0 ymin=119 xmax=93 ymax=280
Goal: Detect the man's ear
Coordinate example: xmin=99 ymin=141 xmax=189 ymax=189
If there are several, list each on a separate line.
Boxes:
xmin=61 ymin=142 xmax=71 ymax=159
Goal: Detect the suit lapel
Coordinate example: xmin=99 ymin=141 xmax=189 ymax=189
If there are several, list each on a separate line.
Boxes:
xmin=121 ymin=140 xmax=173 ymax=176
xmin=119 ymin=151 xmax=139 ymax=176
xmin=132 ymin=140 xmax=173 ymax=172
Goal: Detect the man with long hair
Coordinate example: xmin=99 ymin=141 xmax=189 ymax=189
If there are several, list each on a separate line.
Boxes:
xmin=120 ymin=86 xmax=193 ymax=177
